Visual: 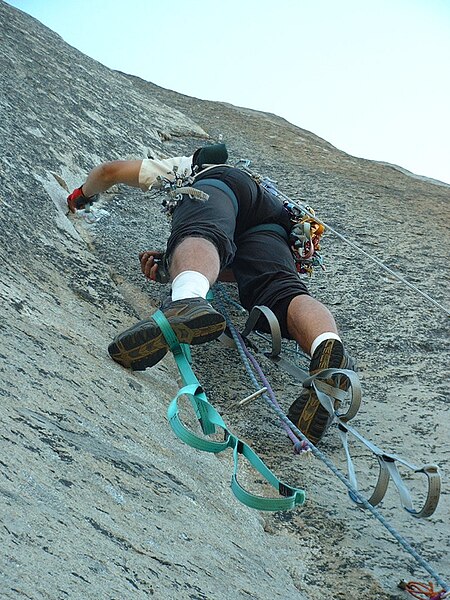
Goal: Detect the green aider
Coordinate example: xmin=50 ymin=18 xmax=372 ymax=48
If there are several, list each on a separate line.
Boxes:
xmin=151 ymin=309 xmax=306 ymax=512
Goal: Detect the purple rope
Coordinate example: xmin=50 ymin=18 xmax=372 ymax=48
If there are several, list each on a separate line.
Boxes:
xmin=235 ymin=330 xmax=310 ymax=453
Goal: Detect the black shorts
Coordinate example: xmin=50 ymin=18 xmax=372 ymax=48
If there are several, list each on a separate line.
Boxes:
xmin=166 ymin=167 xmax=310 ymax=337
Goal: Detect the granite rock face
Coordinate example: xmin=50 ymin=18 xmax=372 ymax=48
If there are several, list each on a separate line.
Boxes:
xmin=1 ymin=2 xmax=449 ymax=599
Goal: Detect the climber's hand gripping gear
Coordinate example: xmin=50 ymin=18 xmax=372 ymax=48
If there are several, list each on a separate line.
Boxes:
xmin=139 ymin=250 xmax=170 ymax=283
xmin=67 ymin=186 xmax=99 ymax=213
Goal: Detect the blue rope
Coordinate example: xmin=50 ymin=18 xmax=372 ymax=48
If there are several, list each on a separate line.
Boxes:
xmin=214 ymin=284 xmax=449 ymax=592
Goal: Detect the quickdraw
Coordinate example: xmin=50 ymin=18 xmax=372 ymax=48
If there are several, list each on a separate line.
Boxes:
xmin=399 ymin=579 xmax=450 ymax=600
xmin=155 ymin=165 xmax=209 ymax=217
xmin=288 ymin=209 xmax=325 ymax=276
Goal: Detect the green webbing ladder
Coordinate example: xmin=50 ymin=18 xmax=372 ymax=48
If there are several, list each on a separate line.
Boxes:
xmin=151 ymin=309 xmax=306 ymax=511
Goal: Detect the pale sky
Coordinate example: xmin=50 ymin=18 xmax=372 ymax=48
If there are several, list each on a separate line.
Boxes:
xmin=6 ymin=0 xmax=450 ymax=184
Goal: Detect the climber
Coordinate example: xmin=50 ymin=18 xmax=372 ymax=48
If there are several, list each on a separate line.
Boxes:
xmin=67 ymin=143 xmax=355 ymax=444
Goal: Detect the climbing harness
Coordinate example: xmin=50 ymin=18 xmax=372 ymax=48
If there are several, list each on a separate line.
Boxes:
xmin=148 ymin=152 xmax=448 ymax=311
xmin=236 ymin=159 xmax=326 ymax=276
xmin=154 ymin=156 xmax=449 ymax=303
xmin=154 ymin=159 xmax=326 ymax=276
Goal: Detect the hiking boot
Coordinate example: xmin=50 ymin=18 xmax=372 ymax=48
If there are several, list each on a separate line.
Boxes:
xmin=287 ymin=339 xmax=356 ymax=445
xmin=108 ymin=297 xmax=226 ymax=371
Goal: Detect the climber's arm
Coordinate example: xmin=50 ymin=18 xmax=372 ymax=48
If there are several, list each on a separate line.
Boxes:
xmin=67 ymin=156 xmax=193 ymax=212
xmin=82 ymin=160 xmax=143 ymax=196
xmin=84 ymin=156 xmax=193 ymax=195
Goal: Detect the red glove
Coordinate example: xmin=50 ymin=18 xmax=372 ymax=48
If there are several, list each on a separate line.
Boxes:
xmin=67 ymin=186 xmax=98 ymax=213
xmin=139 ymin=250 xmax=170 ymax=283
